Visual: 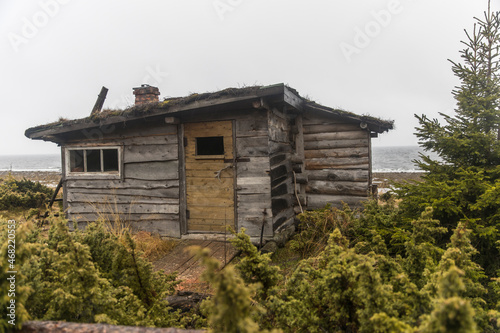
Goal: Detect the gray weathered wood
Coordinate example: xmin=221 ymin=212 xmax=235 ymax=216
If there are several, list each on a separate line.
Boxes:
xmin=303 ymin=131 xmax=368 ymax=142
xmin=67 ymin=179 xmax=179 ymax=190
xmin=304 ymin=147 xmax=369 ymax=159
xmin=124 ymin=144 xmax=178 ymax=163
xmin=306 ymin=169 xmax=369 ymax=182
xmin=304 ymin=138 xmax=369 ymax=150
xmin=303 ymin=123 xmax=361 ymax=134
xmin=307 ymin=194 xmax=368 ymax=209
xmin=305 ymin=157 xmax=369 ymax=170
xmin=236 ymin=136 xmax=269 ymax=157
xmin=67 ymin=192 xmax=179 ymax=204
xmin=124 ymin=161 xmax=179 ymax=180
xmin=67 ymin=202 xmax=179 ymax=214
xmin=306 ymin=180 xmax=369 ymax=196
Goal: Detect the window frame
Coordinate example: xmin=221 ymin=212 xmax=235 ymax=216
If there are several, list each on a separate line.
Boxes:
xmin=65 ymin=146 xmax=123 ymax=179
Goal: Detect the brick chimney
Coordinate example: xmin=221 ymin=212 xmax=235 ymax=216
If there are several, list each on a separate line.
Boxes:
xmin=133 ymin=84 xmax=160 ymax=105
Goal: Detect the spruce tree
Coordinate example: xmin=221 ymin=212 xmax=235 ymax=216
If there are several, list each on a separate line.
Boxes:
xmin=398 ymin=1 xmax=500 ymax=279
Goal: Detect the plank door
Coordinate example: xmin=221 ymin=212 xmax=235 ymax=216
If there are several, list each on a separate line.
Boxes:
xmin=184 ymin=121 xmax=235 ymax=233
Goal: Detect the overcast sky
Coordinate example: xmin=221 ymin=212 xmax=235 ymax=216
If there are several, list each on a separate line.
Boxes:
xmin=0 ymin=0 xmax=496 ymax=155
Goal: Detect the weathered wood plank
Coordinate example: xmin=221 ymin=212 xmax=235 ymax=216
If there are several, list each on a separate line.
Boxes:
xmin=67 ymin=203 xmax=179 ymax=214
xmin=307 ymin=194 xmax=368 ymax=209
xmin=304 ymin=139 xmax=369 ymax=150
xmin=306 ymin=180 xmax=369 ymax=196
xmin=66 ymin=179 xmax=179 ymax=190
xmin=123 ymin=144 xmax=178 ymax=163
xmin=305 ymin=157 xmax=370 ymax=170
xmin=306 ymin=169 xmax=369 ymax=182
xmin=303 ymin=131 xmax=368 ymax=142
xmin=66 ymin=187 xmax=178 ymax=198
xmin=236 ymin=136 xmax=269 ymax=157
xmin=303 ymin=123 xmax=361 ymax=134
xmin=124 ymin=161 xmax=179 ymax=180
xmin=67 ymin=192 xmax=179 ymax=204
xmin=120 ymin=135 xmax=178 ymax=146
xmin=236 ymin=112 xmax=268 ymax=137
xmin=302 ymin=114 xmax=349 ymax=125
xmin=237 ymin=193 xmax=272 ymax=204
xmin=236 ymin=157 xmax=270 ymax=177
xmin=69 ymin=212 xmax=179 ymax=222
xmin=304 ymin=147 xmax=369 ymax=159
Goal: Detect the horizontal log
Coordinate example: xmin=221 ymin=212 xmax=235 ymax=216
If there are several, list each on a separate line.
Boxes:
xmin=306 ymin=169 xmax=369 ymax=182
xmin=67 ymin=192 xmax=179 ymax=204
xmin=66 ymin=179 xmax=179 ymax=190
xmin=67 ymin=187 xmax=178 ymax=198
xmin=123 ymin=144 xmax=178 ymax=163
xmin=306 ymin=180 xmax=369 ymax=196
xmin=303 ymin=123 xmax=361 ymax=134
xmin=304 ymin=147 xmax=369 ymax=159
xmin=69 ymin=212 xmax=179 ymax=223
xmin=237 ymin=193 xmax=272 ymax=204
xmin=236 ymin=157 xmax=270 ymax=177
xmin=124 ymin=161 xmax=179 ymax=180
xmin=294 ymin=174 xmax=308 ymax=184
xmin=307 ymin=194 xmax=368 ymax=209
xmin=303 ymin=131 xmax=368 ymax=142
xmin=302 ymin=114 xmax=346 ymax=125
xmin=305 ymin=157 xmax=369 ymax=170
xmin=304 ymin=139 xmax=369 ymax=150
xmin=67 ymin=202 xmax=179 ymax=215
xmin=290 ymin=154 xmax=303 ymax=164
xmin=235 ymin=112 xmax=268 ymax=137
xmin=236 ymin=136 xmax=269 ymax=157
xmin=120 ymin=134 xmax=178 ymax=146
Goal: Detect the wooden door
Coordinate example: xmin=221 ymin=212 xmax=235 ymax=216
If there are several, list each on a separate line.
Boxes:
xmin=184 ymin=121 xmax=234 ymax=233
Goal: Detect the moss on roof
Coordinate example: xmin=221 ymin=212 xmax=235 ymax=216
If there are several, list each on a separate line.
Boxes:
xmin=25 ymin=84 xmax=393 ymax=138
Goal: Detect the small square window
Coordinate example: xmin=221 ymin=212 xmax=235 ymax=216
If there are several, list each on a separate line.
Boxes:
xmin=196 ymin=136 xmax=224 ymax=155
xmin=67 ymin=147 xmax=120 ymax=177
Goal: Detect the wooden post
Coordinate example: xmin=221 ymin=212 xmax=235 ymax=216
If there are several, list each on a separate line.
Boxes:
xmin=91 ymin=86 xmax=108 ymax=116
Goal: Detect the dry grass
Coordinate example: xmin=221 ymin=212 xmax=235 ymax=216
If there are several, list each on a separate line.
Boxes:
xmin=133 ymin=231 xmax=179 ymax=261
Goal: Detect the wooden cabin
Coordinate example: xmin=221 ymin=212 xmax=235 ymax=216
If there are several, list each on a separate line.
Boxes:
xmin=25 ymin=84 xmax=393 ymax=240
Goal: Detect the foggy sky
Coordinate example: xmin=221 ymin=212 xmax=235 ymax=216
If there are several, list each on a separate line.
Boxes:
xmin=0 ymin=0 xmax=495 ymax=155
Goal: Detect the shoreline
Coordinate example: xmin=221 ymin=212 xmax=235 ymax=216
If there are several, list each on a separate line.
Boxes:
xmin=0 ymin=170 xmax=423 ymax=190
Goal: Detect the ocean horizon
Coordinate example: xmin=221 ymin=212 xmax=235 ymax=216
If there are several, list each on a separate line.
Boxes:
xmin=0 ymin=146 xmax=437 ymax=173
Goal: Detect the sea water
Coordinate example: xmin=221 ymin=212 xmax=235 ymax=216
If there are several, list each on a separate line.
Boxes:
xmin=0 ymin=146 xmax=438 ymax=173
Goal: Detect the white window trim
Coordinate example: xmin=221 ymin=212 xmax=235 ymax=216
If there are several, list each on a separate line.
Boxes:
xmin=65 ymin=146 xmax=123 ymax=179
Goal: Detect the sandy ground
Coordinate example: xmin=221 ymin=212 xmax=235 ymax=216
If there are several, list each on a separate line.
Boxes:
xmin=0 ymin=170 xmax=422 ymax=191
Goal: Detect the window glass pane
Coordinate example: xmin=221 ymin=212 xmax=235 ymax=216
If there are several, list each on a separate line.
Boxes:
xmin=69 ymin=150 xmax=84 ymax=172
xmin=86 ymin=149 xmax=101 ymax=172
xmin=196 ymin=136 xmax=224 ymax=155
xmin=103 ymin=149 xmax=119 ymax=172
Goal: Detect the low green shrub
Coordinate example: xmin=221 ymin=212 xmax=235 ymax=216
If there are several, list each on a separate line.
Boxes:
xmin=0 ymin=176 xmax=53 ymax=210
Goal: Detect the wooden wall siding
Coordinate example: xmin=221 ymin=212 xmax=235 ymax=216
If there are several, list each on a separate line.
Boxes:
xmin=184 ymin=121 xmax=235 ymax=233
xmin=303 ymin=114 xmax=370 ymax=209
xmin=235 ymin=111 xmax=273 ymax=237
xmin=65 ymin=124 xmax=181 ymax=237
xmin=268 ymin=108 xmax=294 ymax=231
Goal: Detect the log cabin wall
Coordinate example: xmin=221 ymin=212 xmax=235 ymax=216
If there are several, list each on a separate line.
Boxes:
xmin=63 ymin=123 xmax=181 ymax=237
xmin=302 ymin=113 xmax=371 ymax=209
xmin=268 ymin=108 xmax=295 ymax=233
xmin=234 ymin=110 xmax=273 ymax=238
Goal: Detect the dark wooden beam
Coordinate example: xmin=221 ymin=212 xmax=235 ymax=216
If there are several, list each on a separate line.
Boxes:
xmin=91 ymin=86 xmax=108 ymax=116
